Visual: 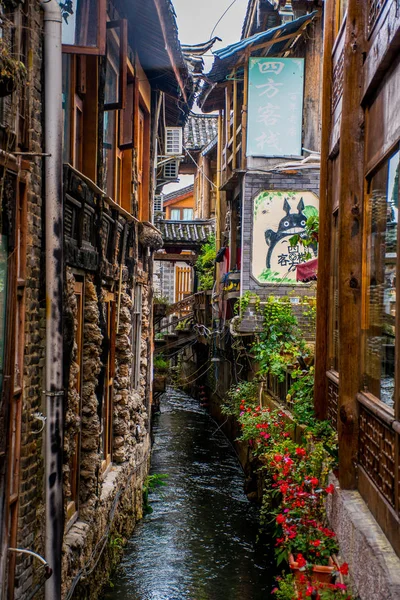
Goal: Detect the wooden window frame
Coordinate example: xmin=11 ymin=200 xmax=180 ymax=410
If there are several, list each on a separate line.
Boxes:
xmin=119 ymin=73 xmax=136 ymax=150
xmin=62 ymin=0 xmax=107 ymax=56
xmin=102 ymin=292 xmax=116 ymax=473
xmin=6 ymin=178 xmax=27 ymax=600
xmin=66 ymin=279 xmax=84 ymax=524
xmin=362 ymin=144 xmax=400 ymax=414
xmin=104 ymin=20 xmax=127 ymax=111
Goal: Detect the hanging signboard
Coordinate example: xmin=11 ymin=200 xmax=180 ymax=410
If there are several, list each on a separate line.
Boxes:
xmin=247 ymin=57 xmax=304 ymax=157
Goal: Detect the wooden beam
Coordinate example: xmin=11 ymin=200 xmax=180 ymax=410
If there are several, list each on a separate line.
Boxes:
xmin=154 ymin=252 xmax=196 ymax=263
xmin=241 ymin=52 xmax=249 ymax=170
xmin=314 ymin=0 xmax=336 ymax=421
xmin=337 ymin=0 xmax=366 ymax=490
xmin=153 ymin=0 xmax=187 ymax=103
xmin=232 ymin=70 xmax=238 ymax=171
xmin=216 ymin=110 xmax=223 ymax=251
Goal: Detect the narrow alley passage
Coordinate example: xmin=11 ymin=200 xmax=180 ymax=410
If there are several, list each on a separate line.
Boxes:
xmin=102 ymin=388 xmax=275 ymax=600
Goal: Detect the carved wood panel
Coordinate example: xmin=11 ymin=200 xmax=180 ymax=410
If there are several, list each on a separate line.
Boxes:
xmin=368 ymin=0 xmax=386 ymax=34
xmin=359 ymin=404 xmax=396 ymax=507
xmin=332 ymin=48 xmax=344 ymax=112
xmin=327 ymin=378 xmax=339 ymax=431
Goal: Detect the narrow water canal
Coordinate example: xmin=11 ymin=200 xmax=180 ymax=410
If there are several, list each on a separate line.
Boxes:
xmin=102 ymin=388 xmax=275 ymax=600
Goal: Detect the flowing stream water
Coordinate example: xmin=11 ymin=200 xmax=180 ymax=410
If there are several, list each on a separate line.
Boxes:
xmin=102 ymin=388 xmax=275 ymax=600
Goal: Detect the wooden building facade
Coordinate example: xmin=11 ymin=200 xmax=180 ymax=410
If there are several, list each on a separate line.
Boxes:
xmin=198 ymin=0 xmax=324 ymax=324
xmin=0 ymin=1 xmax=194 ymax=599
xmin=315 ymin=0 xmax=400 ymax=574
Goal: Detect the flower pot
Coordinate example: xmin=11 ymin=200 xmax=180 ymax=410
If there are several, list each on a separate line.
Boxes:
xmin=154 ymin=303 xmax=167 ymax=318
xmin=0 ymin=74 xmax=17 ymax=98
xmin=289 ymin=554 xmax=336 ymax=586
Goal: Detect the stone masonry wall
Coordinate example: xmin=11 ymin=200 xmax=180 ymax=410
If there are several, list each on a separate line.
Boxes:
xmin=61 ymin=276 xmax=151 ymax=599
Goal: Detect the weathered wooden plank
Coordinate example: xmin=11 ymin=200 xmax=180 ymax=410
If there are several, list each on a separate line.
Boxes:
xmin=337 ymin=0 xmax=366 ymax=490
xmin=314 ymin=0 xmax=336 ymax=422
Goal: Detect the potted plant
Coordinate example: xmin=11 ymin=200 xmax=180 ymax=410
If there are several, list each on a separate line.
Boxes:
xmin=153 ymin=355 xmax=169 ymax=392
xmin=153 ymin=295 xmax=169 ymax=318
xmin=0 ymin=38 xmax=27 ymax=98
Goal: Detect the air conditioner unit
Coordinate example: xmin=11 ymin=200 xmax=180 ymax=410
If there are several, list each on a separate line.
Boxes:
xmin=165 ymin=127 xmax=183 ymax=156
xmin=153 ymin=195 xmax=163 ymax=213
xmin=163 ymin=160 xmax=179 ymax=180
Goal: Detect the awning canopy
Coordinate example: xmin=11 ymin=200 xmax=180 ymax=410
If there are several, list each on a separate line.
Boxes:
xmin=199 ymin=11 xmax=317 ymax=112
xmin=296 ymin=258 xmax=318 ymax=283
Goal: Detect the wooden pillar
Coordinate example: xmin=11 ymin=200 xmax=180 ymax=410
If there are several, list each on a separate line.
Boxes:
xmin=314 ymin=0 xmax=336 ymax=420
xmin=216 ymin=110 xmax=223 ymax=252
xmin=241 ymin=52 xmax=249 ymax=170
xmin=337 ymin=0 xmax=365 ymax=490
xmin=203 ymin=155 xmax=211 ymax=219
xmin=232 ymin=70 xmax=238 ymax=170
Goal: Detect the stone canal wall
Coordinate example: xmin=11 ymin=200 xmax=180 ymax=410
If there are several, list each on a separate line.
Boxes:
xmin=61 ymin=269 xmax=151 ymax=599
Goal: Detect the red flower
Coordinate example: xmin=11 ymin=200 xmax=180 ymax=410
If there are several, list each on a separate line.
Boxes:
xmin=325 ymin=484 xmax=335 ymax=494
xmin=336 ymin=583 xmax=348 ymax=590
xmin=274 ymin=454 xmax=283 ymax=462
xmin=309 ymin=477 xmax=319 ymax=486
xmin=295 ymin=447 xmax=306 ymax=457
xmin=296 ymin=553 xmax=307 ymax=568
xmin=276 ymin=514 xmax=285 ymax=524
xmin=339 ymin=563 xmax=349 ymax=575
xmin=311 ymin=539 xmax=321 ymax=547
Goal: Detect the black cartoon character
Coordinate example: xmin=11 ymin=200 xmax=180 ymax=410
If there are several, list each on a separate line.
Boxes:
xmin=264 ymin=198 xmax=308 ymax=269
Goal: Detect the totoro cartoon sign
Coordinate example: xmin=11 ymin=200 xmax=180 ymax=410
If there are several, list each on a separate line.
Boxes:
xmin=252 ymin=190 xmax=319 ymax=284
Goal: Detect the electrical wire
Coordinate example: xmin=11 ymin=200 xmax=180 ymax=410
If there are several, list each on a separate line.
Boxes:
xmin=182 ymin=144 xmax=218 ymax=189
xmin=210 ymin=0 xmax=240 ymax=40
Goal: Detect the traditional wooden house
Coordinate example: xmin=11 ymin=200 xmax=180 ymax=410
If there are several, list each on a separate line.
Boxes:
xmin=0 ymin=1 xmax=194 ymax=599
xmin=198 ymin=0 xmax=324 ymax=322
xmin=314 ymin=1 xmax=400 ymax=597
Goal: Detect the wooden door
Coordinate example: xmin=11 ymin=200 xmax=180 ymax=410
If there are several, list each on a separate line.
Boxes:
xmin=175 ymin=266 xmax=192 ymax=304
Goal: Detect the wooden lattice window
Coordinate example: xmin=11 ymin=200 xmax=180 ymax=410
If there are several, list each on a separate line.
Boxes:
xmin=368 ymin=0 xmax=386 ymax=35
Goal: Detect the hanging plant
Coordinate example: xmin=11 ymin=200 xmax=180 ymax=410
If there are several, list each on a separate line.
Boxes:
xmin=0 ymin=38 xmax=27 ymax=98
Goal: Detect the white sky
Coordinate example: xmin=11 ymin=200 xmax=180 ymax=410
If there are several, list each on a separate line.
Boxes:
xmin=163 ymin=0 xmax=248 ymax=195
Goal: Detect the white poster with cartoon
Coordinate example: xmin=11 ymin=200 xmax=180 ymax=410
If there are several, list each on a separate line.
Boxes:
xmin=252 ymin=191 xmax=319 ymax=283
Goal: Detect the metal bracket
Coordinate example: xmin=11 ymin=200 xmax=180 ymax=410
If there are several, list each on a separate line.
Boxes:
xmin=32 ymin=412 xmax=47 ymax=434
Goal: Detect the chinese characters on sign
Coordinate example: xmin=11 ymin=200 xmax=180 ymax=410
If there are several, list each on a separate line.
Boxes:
xmin=252 ymin=190 xmax=319 ymax=284
xmin=247 ymin=58 xmax=304 ymax=157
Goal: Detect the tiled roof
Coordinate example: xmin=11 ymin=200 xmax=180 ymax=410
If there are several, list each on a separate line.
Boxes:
xmin=163 ymin=184 xmax=194 ymax=204
xmin=184 ymin=114 xmax=219 ymax=151
xmin=199 ymin=11 xmax=317 ymax=111
xmin=158 ymin=219 xmax=214 ymax=246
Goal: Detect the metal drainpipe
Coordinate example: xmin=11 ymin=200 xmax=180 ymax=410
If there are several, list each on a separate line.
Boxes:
xmin=40 ymin=2 xmax=64 ymax=599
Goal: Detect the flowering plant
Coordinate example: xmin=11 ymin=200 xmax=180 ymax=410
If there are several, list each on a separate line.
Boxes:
xmin=273 ymin=573 xmax=353 ymax=600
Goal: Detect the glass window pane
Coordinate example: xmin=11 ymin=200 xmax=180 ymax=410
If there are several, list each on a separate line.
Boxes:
xmin=183 ymin=208 xmax=193 ymax=221
xmin=171 ymin=209 xmax=180 ymax=220
xmin=105 ymin=28 xmax=120 ymax=107
xmin=103 ymin=111 xmax=116 ymax=198
xmin=62 ymin=55 xmax=71 ymax=164
xmin=365 ymin=150 xmax=399 ymax=408
xmin=62 ymin=0 xmax=100 ymax=48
